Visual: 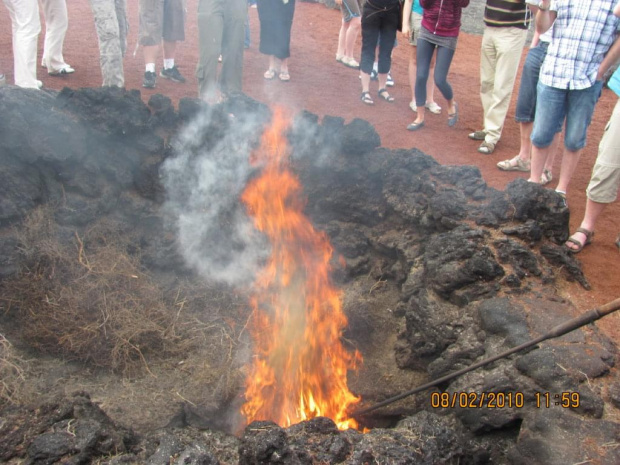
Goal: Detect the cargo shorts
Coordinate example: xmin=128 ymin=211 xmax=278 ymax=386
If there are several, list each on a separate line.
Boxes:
xmin=139 ymin=0 xmax=185 ymax=46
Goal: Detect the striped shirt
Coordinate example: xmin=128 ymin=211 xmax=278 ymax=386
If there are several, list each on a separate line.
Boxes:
xmin=540 ymin=0 xmax=620 ymax=90
xmin=484 ymin=0 xmax=530 ymax=29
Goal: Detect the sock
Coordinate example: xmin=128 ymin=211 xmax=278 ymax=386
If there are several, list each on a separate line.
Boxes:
xmin=145 ymin=63 xmax=155 ymax=73
xmin=164 ymin=58 xmax=174 ymax=70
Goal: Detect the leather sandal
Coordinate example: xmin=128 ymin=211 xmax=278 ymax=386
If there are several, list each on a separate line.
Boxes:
xmin=361 ymin=91 xmax=374 ymax=105
xmin=565 ymin=227 xmax=594 ymax=253
xmin=497 ymin=155 xmax=530 ymax=172
xmin=378 ymin=88 xmax=395 ymax=102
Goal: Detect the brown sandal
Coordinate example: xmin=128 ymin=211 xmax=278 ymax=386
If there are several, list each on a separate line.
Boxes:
xmin=565 ymin=227 xmax=594 ymax=253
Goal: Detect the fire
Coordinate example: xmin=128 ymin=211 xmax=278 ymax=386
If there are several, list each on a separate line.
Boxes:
xmin=240 ymin=108 xmax=361 ymax=430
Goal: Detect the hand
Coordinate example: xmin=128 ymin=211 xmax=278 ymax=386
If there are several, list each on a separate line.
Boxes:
xmin=335 ymin=0 xmax=342 ymax=5
xmin=402 ymin=25 xmax=410 ymax=38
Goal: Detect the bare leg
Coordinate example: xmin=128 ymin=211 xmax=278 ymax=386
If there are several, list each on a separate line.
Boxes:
xmin=279 ymin=57 xmax=289 ymax=75
xmin=528 ymin=144 xmax=550 ymax=184
xmin=143 ymin=44 xmax=158 ymax=67
xmin=337 ymin=20 xmax=348 ymax=58
xmin=377 ymin=72 xmax=387 ymax=90
xmin=163 ymin=40 xmax=176 ymax=61
xmin=565 ymin=199 xmax=606 ymax=251
xmin=555 ymin=148 xmax=582 ymax=194
xmin=344 ymin=17 xmax=361 ymax=59
xmin=517 ymin=122 xmax=533 ymax=161
xmin=360 ymin=71 xmax=371 ymax=101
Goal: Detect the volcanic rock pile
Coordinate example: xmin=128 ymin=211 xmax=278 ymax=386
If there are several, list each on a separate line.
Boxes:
xmin=0 ymin=86 xmax=619 ymax=464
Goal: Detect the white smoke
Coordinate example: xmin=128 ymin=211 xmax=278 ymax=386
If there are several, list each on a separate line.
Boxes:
xmin=161 ymin=106 xmax=270 ymax=286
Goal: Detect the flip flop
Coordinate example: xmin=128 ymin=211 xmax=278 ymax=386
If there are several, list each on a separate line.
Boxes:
xmin=264 ymin=69 xmax=276 ymax=80
xmin=278 ymin=71 xmax=290 ymax=82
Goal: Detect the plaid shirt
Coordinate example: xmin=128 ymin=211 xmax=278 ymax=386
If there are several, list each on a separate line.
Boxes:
xmin=540 ymin=0 xmax=620 ymax=90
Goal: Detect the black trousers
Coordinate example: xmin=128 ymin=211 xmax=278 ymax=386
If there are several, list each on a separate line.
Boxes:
xmin=360 ymin=1 xmax=399 ymax=75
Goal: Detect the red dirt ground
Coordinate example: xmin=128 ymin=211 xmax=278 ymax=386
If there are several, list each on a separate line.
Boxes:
xmin=1 ymin=1 xmax=618 ymax=337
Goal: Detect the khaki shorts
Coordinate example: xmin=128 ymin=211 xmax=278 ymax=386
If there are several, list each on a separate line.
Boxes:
xmin=139 ymin=0 xmax=185 ymax=46
xmin=587 ymin=101 xmax=620 ymax=203
xmin=408 ymin=12 xmax=422 ymax=46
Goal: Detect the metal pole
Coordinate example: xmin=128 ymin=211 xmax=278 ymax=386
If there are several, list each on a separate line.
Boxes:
xmin=350 ymin=297 xmax=620 ymax=418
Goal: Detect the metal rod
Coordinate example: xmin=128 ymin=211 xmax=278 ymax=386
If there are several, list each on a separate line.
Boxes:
xmin=350 ymin=297 xmax=620 ymax=418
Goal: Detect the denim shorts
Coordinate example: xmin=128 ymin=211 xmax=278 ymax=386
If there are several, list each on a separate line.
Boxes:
xmin=515 ymin=42 xmax=548 ymax=123
xmin=341 ymin=0 xmax=361 ymax=22
xmin=531 ymin=80 xmax=603 ymax=151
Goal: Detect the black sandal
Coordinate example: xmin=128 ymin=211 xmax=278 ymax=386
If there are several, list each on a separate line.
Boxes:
xmin=361 ymin=91 xmax=374 ymax=105
xmin=378 ymin=88 xmax=394 ymax=102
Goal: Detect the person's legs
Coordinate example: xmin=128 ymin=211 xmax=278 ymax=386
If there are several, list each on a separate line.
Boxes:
xmin=163 ymin=41 xmax=176 ymax=62
xmin=3 ymin=0 xmax=41 ymax=88
xmin=337 ymin=19 xmax=349 ymax=60
xmin=220 ymin=0 xmax=246 ymax=94
xmin=115 ymin=0 xmax=128 ymax=57
xmin=556 ymin=81 xmax=604 ymax=193
xmin=89 ymin=0 xmax=124 ymax=87
xmin=197 ymin=0 xmax=224 ymax=102
xmin=482 ymin=27 xmax=527 ymax=147
xmin=530 ymin=83 xmax=567 ymax=184
xmin=431 ymin=45 xmax=455 ymax=107
xmin=360 ymin=3 xmax=380 ymax=101
xmin=40 ymin=0 xmax=70 ymax=73
xmin=376 ymin=10 xmax=397 ymax=75
xmin=345 ymin=17 xmax=361 ymax=60
xmin=411 ymin=38 xmax=434 ymax=125
xmin=478 ymin=27 xmax=496 ymax=134
xmin=567 ymin=100 xmax=620 ymax=250
xmin=139 ymin=0 xmax=163 ymax=86
xmin=340 ymin=0 xmax=361 ymax=61
xmin=513 ymin=43 xmax=547 ymax=162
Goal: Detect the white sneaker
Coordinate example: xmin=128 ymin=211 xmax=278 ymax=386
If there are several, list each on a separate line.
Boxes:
xmin=386 ymin=72 xmax=394 ymax=87
xmin=49 ymin=65 xmax=75 ymax=75
xmin=341 ymin=56 xmax=360 ymax=69
xmin=425 ymin=102 xmax=442 ymax=114
xmin=409 ymin=101 xmax=417 ymax=112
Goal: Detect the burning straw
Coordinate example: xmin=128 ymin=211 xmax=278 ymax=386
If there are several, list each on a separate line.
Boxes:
xmin=240 ymin=108 xmax=361 ymax=430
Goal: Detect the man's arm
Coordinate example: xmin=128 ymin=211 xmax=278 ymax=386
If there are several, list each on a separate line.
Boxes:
xmin=597 ymin=38 xmax=620 ymax=81
xmin=596 ymin=2 xmax=620 ymax=80
xmin=535 ymin=0 xmax=557 ymax=35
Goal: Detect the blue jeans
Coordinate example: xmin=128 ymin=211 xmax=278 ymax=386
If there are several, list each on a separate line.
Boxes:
xmin=531 ymin=81 xmax=603 ymax=151
xmin=515 ymin=42 xmax=548 ymax=123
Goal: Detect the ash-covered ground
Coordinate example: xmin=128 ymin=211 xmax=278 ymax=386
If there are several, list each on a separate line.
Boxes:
xmin=1 ymin=86 xmax=619 ymax=464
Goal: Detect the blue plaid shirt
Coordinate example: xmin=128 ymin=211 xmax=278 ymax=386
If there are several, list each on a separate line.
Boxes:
xmin=540 ymin=0 xmax=620 ymax=90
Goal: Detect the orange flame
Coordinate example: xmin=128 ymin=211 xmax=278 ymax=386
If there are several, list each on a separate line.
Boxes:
xmin=240 ymin=108 xmax=361 ymax=430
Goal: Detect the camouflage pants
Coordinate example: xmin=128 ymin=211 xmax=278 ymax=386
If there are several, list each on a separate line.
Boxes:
xmin=89 ymin=0 xmax=128 ymax=87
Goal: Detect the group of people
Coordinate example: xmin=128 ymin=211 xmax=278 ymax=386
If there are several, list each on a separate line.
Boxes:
xmin=336 ymin=0 xmax=620 ymax=254
xmin=2 ymin=0 xmax=296 ymax=101
xmin=2 ymin=0 xmax=619 ymax=253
